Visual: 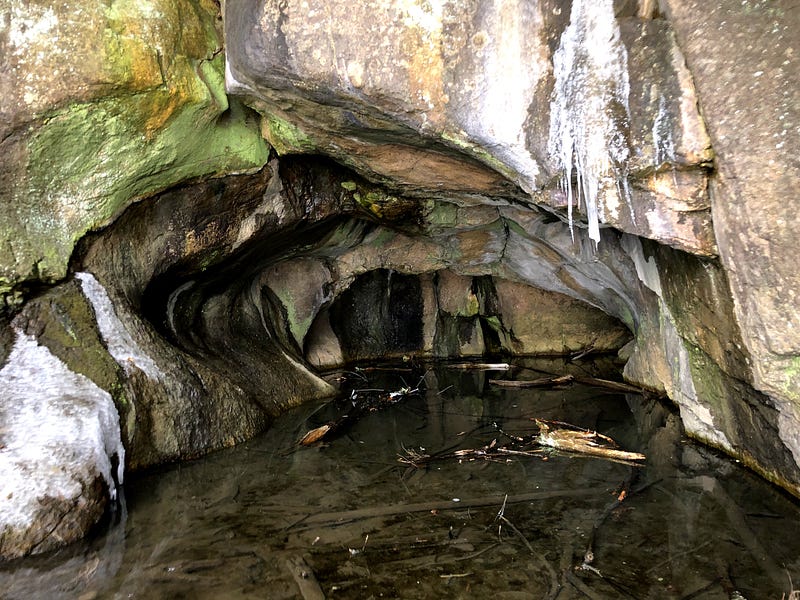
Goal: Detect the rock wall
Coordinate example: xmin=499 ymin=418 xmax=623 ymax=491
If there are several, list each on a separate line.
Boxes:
xmin=662 ymin=0 xmax=800 ymax=469
xmin=0 ymin=0 xmax=269 ymax=306
xmin=0 ymin=0 xmax=798 ymax=559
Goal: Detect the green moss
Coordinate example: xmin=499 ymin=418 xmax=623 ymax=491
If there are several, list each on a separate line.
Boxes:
xmin=18 ymin=54 xmax=268 ymax=284
xmin=23 ymin=281 xmax=124 ymax=397
xmin=269 ymin=286 xmax=312 ymax=347
xmin=341 ymin=181 xmax=358 ymax=191
xmin=463 ymin=293 xmax=480 ymax=317
xmin=368 ymin=227 xmax=398 ymax=248
xmin=441 ymin=130 xmax=514 ymax=177
xmin=780 ymin=356 xmax=800 ymax=403
xmin=423 ymin=200 xmax=459 ymax=229
xmin=354 ymin=192 xmax=384 ymax=218
xmin=483 ymin=315 xmax=503 ymax=332
xmin=264 ymin=114 xmax=316 ymax=155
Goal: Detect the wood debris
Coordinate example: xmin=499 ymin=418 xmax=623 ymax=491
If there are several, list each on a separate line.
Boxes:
xmin=534 ymin=420 xmax=646 ymax=462
xmin=299 ymin=383 xmax=422 ymax=446
xmin=489 ymin=375 xmax=574 ymax=388
xmin=489 ymin=373 xmax=647 ymax=395
xmin=400 ymin=419 xmax=645 ymax=467
xmin=446 ymin=362 xmax=511 ymax=371
xmin=298 ymin=424 xmax=331 ymax=446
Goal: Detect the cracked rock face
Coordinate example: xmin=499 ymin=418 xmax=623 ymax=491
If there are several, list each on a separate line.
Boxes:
xmin=1 ymin=0 xmax=799 ymax=560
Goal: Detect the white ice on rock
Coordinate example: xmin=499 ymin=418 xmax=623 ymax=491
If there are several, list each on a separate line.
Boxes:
xmin=0 ymin=330 xmax=125 ymax=532
xmin=76 ymin=271 xmax=162 ymax=381
xmin=548 ymin=0 xmax=631 ymax=245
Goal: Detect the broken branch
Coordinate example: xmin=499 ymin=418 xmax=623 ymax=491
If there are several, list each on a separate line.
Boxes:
xmin=535 ymin=420 xmax=646 ymax=462
xmin=489 ymin=375 xmax=575 ymax=388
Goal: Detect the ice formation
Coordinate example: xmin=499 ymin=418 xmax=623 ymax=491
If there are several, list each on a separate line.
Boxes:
xmin=0 ymin=330 xmax=125 ymax=532
xmin=76 ymin=271 xmax=162 ymax=381
xmin=548 ymin=0 xmax=631 ymax=245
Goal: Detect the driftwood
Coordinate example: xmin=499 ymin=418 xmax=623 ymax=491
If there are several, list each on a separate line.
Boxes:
xmin=489 ymin=374 xmax=647 ymax=395
xmin=354 ymin=366 xmax=413 ymax=373
xmin=400 ymin=420 xmax=645 ymax=467
xmin=535 ymin=420 xmax=646 ymax=462
xmin=489 ymin=375 xmax=575 ymax=388
xmin=446 ymin=362 xmax=511 ymax=371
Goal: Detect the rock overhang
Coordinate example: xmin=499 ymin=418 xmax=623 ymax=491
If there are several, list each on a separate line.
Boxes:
xmin=223 ymin=0 xmax=716 ymax=256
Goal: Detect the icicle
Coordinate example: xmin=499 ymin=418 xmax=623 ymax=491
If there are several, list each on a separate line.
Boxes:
xmin=548 ymin=0 xmax=631 ymax=247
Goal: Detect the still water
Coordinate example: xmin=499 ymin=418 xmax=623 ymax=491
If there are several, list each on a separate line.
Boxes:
xmin=2 ymin=359 xmax=799 ymax=599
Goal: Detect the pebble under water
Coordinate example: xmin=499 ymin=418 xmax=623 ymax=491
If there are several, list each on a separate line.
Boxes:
xmin=2 ymin=359 xmax=799 ymax=599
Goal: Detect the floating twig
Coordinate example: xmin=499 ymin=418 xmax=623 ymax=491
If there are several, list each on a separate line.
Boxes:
xmin=446 ymin=362 xmax=511 ymax=371
xmin=489 ymin=375 xmax=575 ymax=388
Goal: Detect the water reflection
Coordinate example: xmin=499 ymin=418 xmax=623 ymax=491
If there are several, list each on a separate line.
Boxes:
xmin=1 ymin=359 xmax=799 ymax=599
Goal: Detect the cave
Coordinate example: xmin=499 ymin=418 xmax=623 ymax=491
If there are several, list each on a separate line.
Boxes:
xmin=1 ymin=0 xmax=799 ymax=597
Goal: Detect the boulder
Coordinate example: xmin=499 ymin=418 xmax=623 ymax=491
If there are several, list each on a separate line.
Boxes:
xmin=0 ymin=324 xmax=124 ymax=560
